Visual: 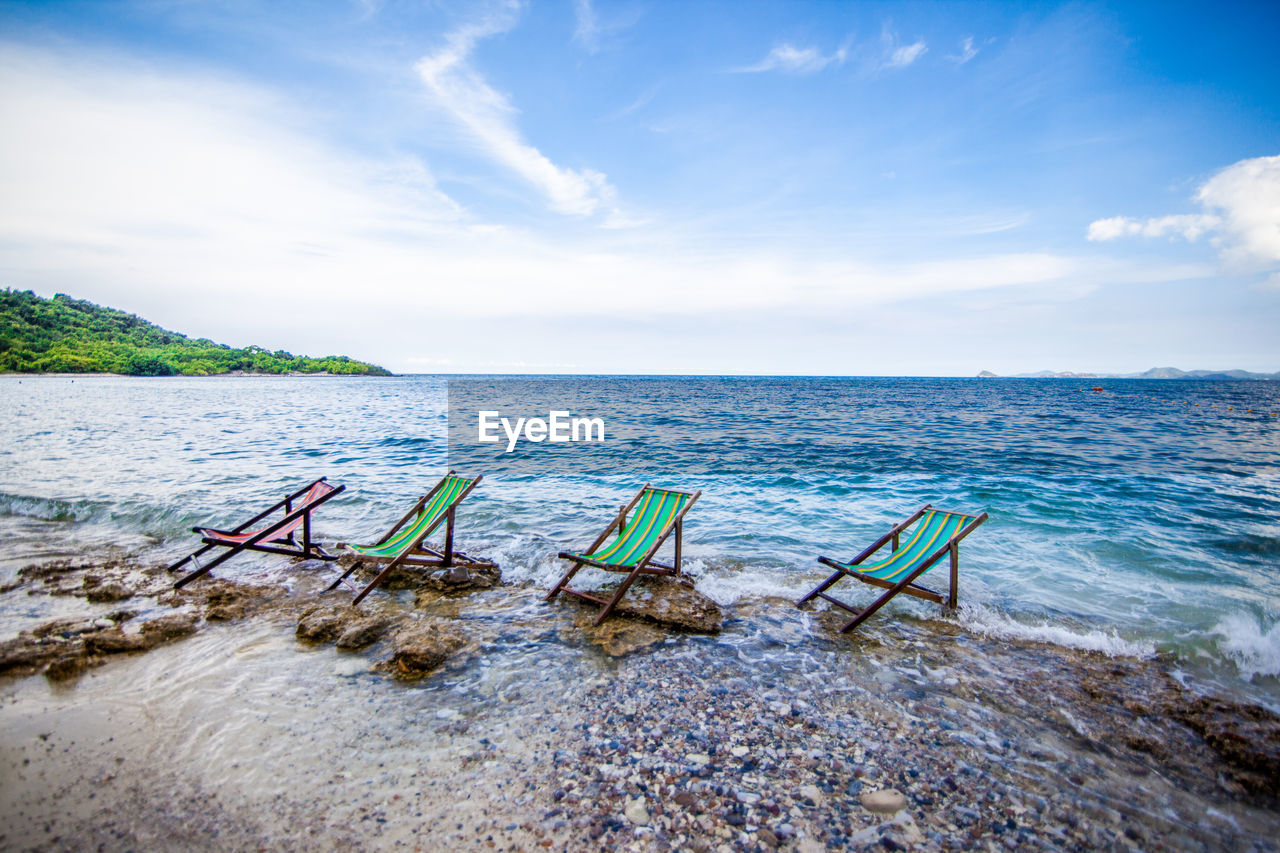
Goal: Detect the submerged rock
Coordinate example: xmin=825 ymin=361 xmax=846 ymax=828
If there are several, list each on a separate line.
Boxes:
xmin=573 ymin=576 xmax=722 ymax=634
xmin=297 ymin=605 xmax=357 ymax=644
xmin=572 ymin=615 xmax=667 ymax=657
xmin=1174 ymin=696 xmax=1280 ymax=796
xmin=138 ymin=612 xmax=198 ymax=644
xmin=385 ymin=622 xmax=468 ymax=679
xmin=414 ymin=561 xmax=503 ymax=604
xmin=335 ymin=616 xmax=395 ymax=650
xmin=83 ymin=580 xmax=134 ymax=603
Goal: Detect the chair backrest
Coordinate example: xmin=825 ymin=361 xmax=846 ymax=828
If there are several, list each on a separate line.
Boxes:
xmin=373 ymin=474 xmax=475 ymax=553
xmin=866 ymin=509 xmax=973 ymax=580
xmin=591 ymin=487 xmax=692 ymax=567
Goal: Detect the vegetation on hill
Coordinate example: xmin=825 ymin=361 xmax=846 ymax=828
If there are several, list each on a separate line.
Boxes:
xmin=0 ymin=289 xmax=391 ymax=376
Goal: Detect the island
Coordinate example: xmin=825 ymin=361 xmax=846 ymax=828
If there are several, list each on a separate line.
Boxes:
xmin=0 ymin=289 xmax=391 ymax=376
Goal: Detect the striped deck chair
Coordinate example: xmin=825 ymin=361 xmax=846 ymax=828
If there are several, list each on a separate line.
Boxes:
xmin=327 ymin=472 xmax=488 ymax=605
xmin=798 ymin=504 xmax=988 ymax=632
xmin=170 ymin=477 xmax=345 ymax=589
xmin=546 ymin=485 xmax=701 ymax=626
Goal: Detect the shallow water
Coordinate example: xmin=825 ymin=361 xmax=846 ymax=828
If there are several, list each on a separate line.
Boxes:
xmin=2 ymin=374 xmax=1278 ymax=708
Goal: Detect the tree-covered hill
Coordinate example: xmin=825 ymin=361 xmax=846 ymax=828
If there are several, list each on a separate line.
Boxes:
xmin=0 ymin=289 xmax=391 ymax=376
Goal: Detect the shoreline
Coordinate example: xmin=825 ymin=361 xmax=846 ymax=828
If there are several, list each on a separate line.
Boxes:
xmin=2 ymin=554 xmax=1277 ymax=850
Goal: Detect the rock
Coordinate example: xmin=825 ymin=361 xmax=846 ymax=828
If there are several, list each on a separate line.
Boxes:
xmin=861 ymin=788 xmax=908 ymax=815
xmin=84 ymin=629 xmax=149 ymax=655
xmin=573 ymin=616 xmax=667 ymax=657
xmin=84 ymin=581 xmax=133 ymax=603
xmin=730 ymin=745 xmax=750 ymax=757
xmin=673 ymin=791 xmax=699 ymax=809
xmin=138 ymin=612 xmax=198 ymax=645
xmin=624 ymin=798 xmax=650 ymax=826
xmin=799 ymin=784 xmax=824 ymax=806
xmin=415 ymin=561 xmax=502 ymax=602
xmin=1174 ymin=696 xmax=1280 ymax=795
xmin=200 ymin=582 xmax=280 ymax=620
xmin=386 ymin=622 xmax=467 ymax=679
xmin=757 ymin=827 xmax=779 ymax=849
xmin=296 ymin=606 xmax=355 ymax=643
xmin=335 ymin=616 xmax=393 ymax=650
xmin=607 ymin=577 xmax=722 ymax=633
xmin=44 ymin=654 xmax=93 ymax=681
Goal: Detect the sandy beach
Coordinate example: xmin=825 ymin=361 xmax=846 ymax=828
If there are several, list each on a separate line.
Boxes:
xmin=2 ymin=552 xmax=1277 ymax=852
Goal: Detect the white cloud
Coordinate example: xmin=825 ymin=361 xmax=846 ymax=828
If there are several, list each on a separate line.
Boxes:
xmin=946 ymin=36 xmax=980 ymax=64
xmin=736 ymin=43 xmax=849 ymax=75
xmin=414 ymin=3 xmax=620 ymax=218
xmin=1 ymin=43 xmax=1183 ymax=373
xmin=1197 ymin=154 xmax=1280 ymax=265
xmin=573 ymin=0 xmax=600 ymax=52
xmin=885 ymin=40 xmax=927 ymax=68
xmin=1086 ymin=154 xmax=1280 ymax=269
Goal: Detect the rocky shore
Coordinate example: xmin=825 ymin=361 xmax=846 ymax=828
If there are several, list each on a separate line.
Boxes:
xmin=1 ymin=553 xmax=1278 ymax=851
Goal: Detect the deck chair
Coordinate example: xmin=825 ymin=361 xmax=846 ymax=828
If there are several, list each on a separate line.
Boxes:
xmin=798 ymin=504 xmax=988 ymax=632
xmin=546 ymin=485 xmax=701 ymax=626
xmin=170 ymin=477 xmax=345 ymax=589
xmin=327 ymin=472 xmax=486 ymax=606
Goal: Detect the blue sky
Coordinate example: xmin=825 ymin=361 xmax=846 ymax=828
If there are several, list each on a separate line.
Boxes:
xmin=0 ymin=0 xmax=1277 ymax=374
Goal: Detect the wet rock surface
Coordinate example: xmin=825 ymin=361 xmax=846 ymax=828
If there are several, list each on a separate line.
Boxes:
xmin=383 ymin=621 xmax=469 ymax=679
xmin=568 ymin=576 xmax=723 ymax=635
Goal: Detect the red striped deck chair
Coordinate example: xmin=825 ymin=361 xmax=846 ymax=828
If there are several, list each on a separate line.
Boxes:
xmin=170 ymin=477 xmax=345 ymax=589
xmin=546 ymin=484 xmax=701 ymax=626
xmin=326 ymin=472 xmax=488 ymax=605
xmin=798 ymin=504 xmax=988 ymax=632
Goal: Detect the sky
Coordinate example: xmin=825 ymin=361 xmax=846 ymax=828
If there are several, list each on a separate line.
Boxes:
xmin=0 ymin=0 xmax=1277 ymax=375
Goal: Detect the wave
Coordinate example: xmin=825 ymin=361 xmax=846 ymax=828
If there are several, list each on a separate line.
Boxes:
xmin=0 ymin=491 xmax=108 ymax=523
xmin=1213 ymin=614 xmax=1280 ymax=681
xmin=957 ymin=604 xmax=1158 ymax=659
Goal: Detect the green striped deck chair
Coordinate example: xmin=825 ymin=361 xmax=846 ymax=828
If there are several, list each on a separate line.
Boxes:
xmin=546 ymin=484 xmax=701 ymax=626
xmin=798 ymin=504 xmax=988 ymax=633
xmin=326 ymin=472 xmax=487 ymax=605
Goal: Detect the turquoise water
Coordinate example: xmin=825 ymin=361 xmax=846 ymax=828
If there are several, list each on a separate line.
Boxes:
xmin=2 ymin=374 xmax=1278 ymax=706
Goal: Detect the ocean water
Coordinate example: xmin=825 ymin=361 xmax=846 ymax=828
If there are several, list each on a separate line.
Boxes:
xmin=2 ymin=374 xmax=1279 ymax=708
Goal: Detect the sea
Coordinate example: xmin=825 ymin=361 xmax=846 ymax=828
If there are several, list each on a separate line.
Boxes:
xmin=3 ymin=374 xmax=1278 ymax=706
xmin=3 ymin=374 xmax=1280 ymax=847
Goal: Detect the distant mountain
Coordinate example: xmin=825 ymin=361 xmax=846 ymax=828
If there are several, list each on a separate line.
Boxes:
xmin=977 ymin=367 xmax=1279 ymax=380
xmin=0 ymin=289 xmax=392 ymax=376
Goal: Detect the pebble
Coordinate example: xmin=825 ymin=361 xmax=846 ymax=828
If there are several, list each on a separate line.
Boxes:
xmin=623 ymin=798 xmax=650 ymax=826
xmin=861 ymin=788 xmax=908 ymax=815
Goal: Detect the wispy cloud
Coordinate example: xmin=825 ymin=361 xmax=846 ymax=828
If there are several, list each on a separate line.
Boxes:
xmin=572 ymin=0 xmax=641 ymax=54
xmin=945 ymin=36 xmax=981 ymax=64
xmin=415 ymin=3 xmax=620 ymax=218
xmin=880 ymin=25 xmax=926 ymax=70
xmin=572 ymin=0 xmax=601 ymax=53
xmin=1087 ymin=154 xmax=1280 ymax=268
xmin=735 ymin=42 xmax=849 ymax=75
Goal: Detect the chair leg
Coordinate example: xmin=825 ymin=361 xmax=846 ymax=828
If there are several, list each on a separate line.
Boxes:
xmin=839 ymin=564 xmax=935 ymax=633
xmin=797 ymin=566 xmax=849 ymax=607
xmin=546 ymin=560 xmax=586 ymax=602
xmin=325 ymin=560 xmax=363 ymax=593
xmin=167 ymin=543 xmax=214 ymax=573
xmin=594 ymin=565 xmax=645 ymax=626
xmin=947 ymin=543 xmax=959 ymax=610
xmin=352 ymin=554 xmax=410 ymax=606
xmin=442 ymin=508 xmax=455 ymax=568
xmin=172 ymin=545 xmax=245 ymax=589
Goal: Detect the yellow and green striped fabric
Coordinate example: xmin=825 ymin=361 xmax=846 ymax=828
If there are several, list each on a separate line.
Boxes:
xmin=349 ymin=475 xmax=473 ymax=559
xmin=574 ymin=487 xmax=690 ymax=568
xmin=837 ymin=510 xmax=970 ymax=582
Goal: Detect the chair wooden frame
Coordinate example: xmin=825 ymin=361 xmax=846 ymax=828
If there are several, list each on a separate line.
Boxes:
xmin=798 ymin=503 xmax=988 ymax=632
xmin=546 ymin=484 xmax=701 ymax=626
xmin=169 ymin=477 xmax=345 ymax=589
xmin=327 ymin=472 xmax=488 ymax=606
